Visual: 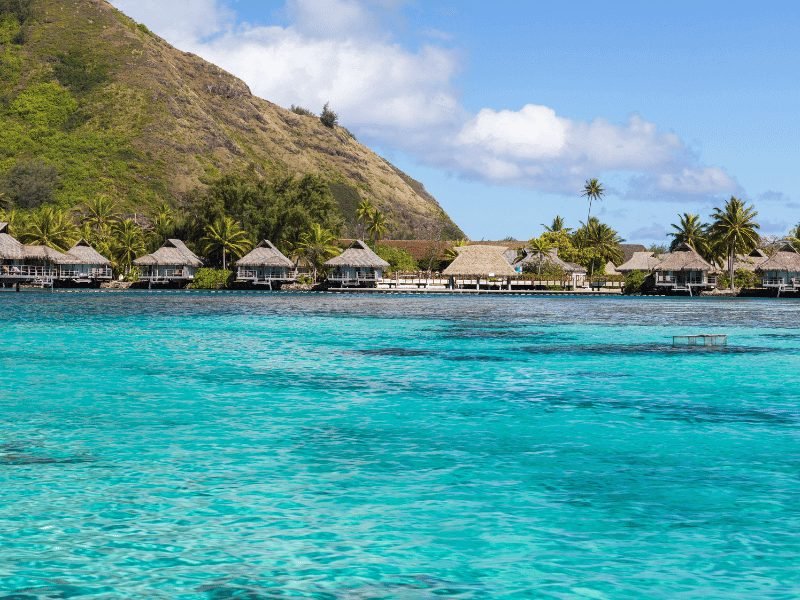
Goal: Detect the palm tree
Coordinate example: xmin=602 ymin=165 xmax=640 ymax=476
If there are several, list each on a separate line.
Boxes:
xmin=152 ymin=202 xmax=174 ymax=235
xmin=80 ymin=195 xmax=119 ymax=232
xmin=787 ymin=223 xmax=800 ymax=252
xmin=708 ymin=196 xmax=760 ymax=290
xmin=669 ymin=213 xmax=712 ymax=258
xmin=527 ymin=237 xmax=552 ymax=276
xmin=581 ymin=178 xmax=605 ymax=224
xmin=578 ymin=218 xmax=623 ymax=278
xmin=202 ymin=215 xmax=252 ymax=270
xmin=355 ymin=199 xmax=375 ymax=238
xmin=542 ymin=215 xmax=570 ymax=233
xmin=113 ymin=219 xmax=146 ymax=274
xmin=367 ymin=210 xmax=388 ymax=246
xmin=0 ymin=207 xmax=21 ymax=236
xmin=296 ymin=223 xmax=339 ymax=282
xmin=20 ymin=206 xmax=78 ymax=251
xmin=444 ymin=238 xmax=469 ymax=262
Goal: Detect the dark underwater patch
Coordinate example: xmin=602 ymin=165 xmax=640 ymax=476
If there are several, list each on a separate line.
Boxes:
xmin=445 ymin=354 xmax=509 ymax=362
xmin=521 ymin=392 xmax=797 ymax=426
xmin=1 ymin=453 xmax=93 ymax=466
xmin=357 ymin=348 xmax=434 ymax=357
xmin=520 ymin=343 xmax=781 ymax=356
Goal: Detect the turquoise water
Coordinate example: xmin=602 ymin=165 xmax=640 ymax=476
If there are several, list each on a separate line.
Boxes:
xmin=1 ymin=292 xmax=798 ymax=599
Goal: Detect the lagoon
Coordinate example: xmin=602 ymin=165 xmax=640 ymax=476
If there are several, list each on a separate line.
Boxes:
xmin=1 ymin=292 xmax=799 ymax=598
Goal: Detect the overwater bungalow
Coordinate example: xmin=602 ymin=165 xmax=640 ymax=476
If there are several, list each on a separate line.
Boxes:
xmin=325 ymin=240 xmax=389 ymax=287
xmin=234 ymin=240 xmax=296 ymax=288
xmin=654 ymin=242 xmax=716 ymax=293
xmin=61 ymin=239 xmax=113 ymax=284
xmin=134 ymin=239 xmax=202 ymax=284
xmin=512 ymin=248 xmax=587 ymax=288
xmin=616 ymin=251 xmax=662 ymax=274
xmin=443 ymin=244 xmax=517 ymax=289
xmin=756 ymin=244 xmax=800 ymax=293
xmin=0 ymin=222 xmax=24 ymax=279
xmin=0 ymin=223 xmax=71 ymax=285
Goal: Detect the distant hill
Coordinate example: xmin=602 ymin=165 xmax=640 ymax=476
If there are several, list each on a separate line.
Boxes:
xmin=0 ymin=0 xmax=463 ymax=239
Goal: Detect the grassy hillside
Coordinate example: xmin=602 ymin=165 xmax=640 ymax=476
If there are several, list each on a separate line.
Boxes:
xmin=0 ymin=0 xmax=462 ymax=238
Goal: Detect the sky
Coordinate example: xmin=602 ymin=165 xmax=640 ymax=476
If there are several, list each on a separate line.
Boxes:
xmin=110 ymin=0 xmax=800 ymax=243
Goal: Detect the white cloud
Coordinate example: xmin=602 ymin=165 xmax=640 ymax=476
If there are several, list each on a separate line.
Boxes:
xmin=109 ymin=0 xmax=739 ymax=200
xmin=656 ymin=167 xmax=738 ymax=195
xmin=457 ymin=105 xmax=568 ymax=161
xmin=112 ymin=0 xmax=233 ymax=47
xmin=195 ymin=28 xmax=462 ymax=135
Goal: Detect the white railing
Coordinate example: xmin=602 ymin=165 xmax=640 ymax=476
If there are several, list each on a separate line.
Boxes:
xmin=762 ymin=277 xmax=800 ymax=289
xmin=139 ymin=268 xmax=192 ymax=281
xmin=236 ymin=268 xmax=297 ymax=281
xmin=657 ymin=274 xmax=706 ymax=286
xmin=59 ymin=267 xmax=113 ymax=279
xmin=0 ymin=265 xmax=58 ymax=278
xmin=328 ymin=274 xmax=379 ymax=282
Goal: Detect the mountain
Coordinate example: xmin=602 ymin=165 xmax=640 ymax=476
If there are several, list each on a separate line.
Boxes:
xmin=0 ymin=0 xmax=463 ymax=239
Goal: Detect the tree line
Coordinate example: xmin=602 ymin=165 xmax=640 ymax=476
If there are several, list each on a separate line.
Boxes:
xmin=0 ymin=172 xmax=405 ymax=281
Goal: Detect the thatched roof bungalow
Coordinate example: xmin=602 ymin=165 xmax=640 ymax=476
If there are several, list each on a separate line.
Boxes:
xmin=0 ymin=222 xmax=24 ymax=264
xmin=654 ymin=243 xmax=716 ymax=292
xmin=234 ymin=240 xmax=295 ymax=287
xmin=443 ymin=245 xmax=517 ymax=277
xmin=0 ymin=227 xmax=72 ymax=283
xmin=756 ymin=244 xmax=800 ymax=291
xmin=616 ymin=251 xmax=661 ymax=273
xmin=60 ymin=239 xmax=113 ymax=282
xmin=134 ymin=239 xmax=202 ymax=283
xmin=325 ymin=240 xmax=389 ymax=287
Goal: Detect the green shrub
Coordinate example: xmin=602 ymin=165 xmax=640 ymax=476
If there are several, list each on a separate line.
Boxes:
xmin=0 ymin=13 xmax=21 ymax=44
xmin=624 ymin=270 xmax=647 ymax=294
xmin=189 ymin=268 xmax=233 ymax=289
xmin=0 ymin=0 xmax=33 ymax=24
xmin=375 ymin=244 xmax=417 ymax=273
xmin=10 ymin=82 xmax=78 ymax=128
xmin=3 ymin=158 xmax=59 ymax=208
xmin=718 ymin=268 xmax=760 ymax=289
xmin=290 ymin=104 xmax=315 ymax=117
xmin=320 ymin=102 xmax=338 ymax=128
xmin=53 ymin=50 xmax=110 ymax=93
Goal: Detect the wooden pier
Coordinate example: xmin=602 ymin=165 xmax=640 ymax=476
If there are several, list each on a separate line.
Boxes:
xmin=672 ymin=334 xmax=728 ymax=347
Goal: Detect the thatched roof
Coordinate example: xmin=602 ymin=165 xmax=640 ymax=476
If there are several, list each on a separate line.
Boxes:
xmin=443 ymin=244 xmax=517 ymax=277
xmin=733 ymin=249 xmax=769 ymax=272
xmin=65 ymin=239 xmax=111 ymax=266
xmin=616 ymin=251 xmax=661 ymax=272
xmin=513 ymin=248 xmax=586 ymax=274
xmin=756 ymin=245 xmax=800 ymax=272
xmin=134 ymin=239 xmax=203 ymax=267
xmin=604 ymin=261 xmax=620 ymax=275
xmin=0 ymin=224 xmax=24 ymax=260
xmin=22 ymin=245 xmax=72 ymax=264
xmin=235 ymin=240 xmax=293 ymax=268
xmin=655 ymin=243 xmax=713 ymax=272
xmin=325 ymin=240 xmax=389 ymax=268
xmin=620 ymin=244 xmax=648 ymax=263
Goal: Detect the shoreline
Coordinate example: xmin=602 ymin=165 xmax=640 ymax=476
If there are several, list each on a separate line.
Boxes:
xmin=2 ymin=286 xmax=797 ymax=299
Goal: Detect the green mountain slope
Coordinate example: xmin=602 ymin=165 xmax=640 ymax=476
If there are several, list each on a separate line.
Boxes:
xmin=0 ymin=0 xmax=462 ymax=238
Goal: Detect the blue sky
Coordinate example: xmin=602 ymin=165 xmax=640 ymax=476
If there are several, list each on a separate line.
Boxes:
xmin=112 ymin=0 xmax=800 ymax=242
